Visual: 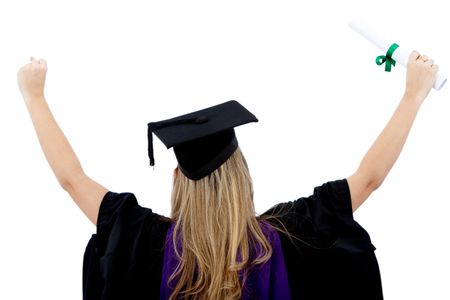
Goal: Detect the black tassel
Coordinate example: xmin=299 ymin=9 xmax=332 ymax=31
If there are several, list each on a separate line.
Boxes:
xmin=147 ymin=116 xmax=208 ymax=168
xmin=148 ymin=124 xmax=155 ymax=167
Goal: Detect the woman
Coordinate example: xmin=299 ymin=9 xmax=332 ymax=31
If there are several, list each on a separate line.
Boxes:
xmin=17 ymin=51 xmax=438 ymax=300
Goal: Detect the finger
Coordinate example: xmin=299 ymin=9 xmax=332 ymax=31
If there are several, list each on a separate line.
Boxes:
xmin=30 ymin=57 xmax=40 ymax=68
xmin=421 ymin=55 xmax=429 ymax=62
xmin=409 ymin=50 xmax=421 ymax=63
xmin=427 ymin=59 xmax=434 ymax=66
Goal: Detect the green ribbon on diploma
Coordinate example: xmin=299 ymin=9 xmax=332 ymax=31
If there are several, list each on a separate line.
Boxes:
xmin=376 ymin=43 xmax=399 ymax=72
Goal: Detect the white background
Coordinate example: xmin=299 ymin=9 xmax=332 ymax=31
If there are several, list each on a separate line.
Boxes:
xmin=1 ymin=0 xmax=449 ymax=299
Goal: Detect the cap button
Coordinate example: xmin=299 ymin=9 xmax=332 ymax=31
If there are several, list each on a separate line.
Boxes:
xmin=195 ymin=116 xmax=208 ymax=124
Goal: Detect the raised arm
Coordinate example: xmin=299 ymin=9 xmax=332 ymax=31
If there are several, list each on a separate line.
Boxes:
xmin=18 ymin=58 xmax=107 ymax=225
xmin=347 ymin=51 xmax=439 ymax=212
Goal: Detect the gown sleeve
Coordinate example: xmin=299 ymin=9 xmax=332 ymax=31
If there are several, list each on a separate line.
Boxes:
xmin=262 ymin=179 xmax=383 ymax=300
xmin=83 ymin=191 xmax=171 ymax=300
xmin=263 ymin=179 xmax=372 ymax=248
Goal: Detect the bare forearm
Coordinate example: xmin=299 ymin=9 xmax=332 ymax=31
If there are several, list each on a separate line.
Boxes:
xmin=25 ymin=96 xmax=83 ymax=188
xmin=357 ymin=93 xmax=422 ymax=189
xmin=346 ymin=51 xmax=436 ymax=211
xmin=18 ymin=58 xmax=107 ymax=225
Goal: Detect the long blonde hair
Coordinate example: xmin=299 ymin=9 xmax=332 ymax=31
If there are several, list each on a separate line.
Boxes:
xmin=169 ymin=147 xmax=272 ymax=300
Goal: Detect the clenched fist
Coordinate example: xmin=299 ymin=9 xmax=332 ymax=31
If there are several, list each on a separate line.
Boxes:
xmin=18 ymin=57 xmax=48 ymax=102
xmin=405 ymin=51 xmax=438 ymax=103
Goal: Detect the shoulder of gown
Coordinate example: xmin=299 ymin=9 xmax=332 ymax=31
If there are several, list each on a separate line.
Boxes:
xmin=262 ymin=179 xmax=384 ymax=300
xmin=83 ymin=191 xmax=172 ymax=300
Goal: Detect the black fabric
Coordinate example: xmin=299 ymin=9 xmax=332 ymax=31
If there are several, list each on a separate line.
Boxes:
xmin=149 ymin=100 xmax=257 ymax=148
xmin=262 ymin=179 xmax=383 ymax=300
xmin=82 ymin=179 xmax=383 ymax=299
xmin=175 ymin=130 xmax=238 ymax=180
xmin=82 ymin=192 xmax=171 ymax=300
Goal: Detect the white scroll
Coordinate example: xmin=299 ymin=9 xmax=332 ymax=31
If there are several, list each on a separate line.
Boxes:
xmin=349 ymin=19 xmax=447 ymax=91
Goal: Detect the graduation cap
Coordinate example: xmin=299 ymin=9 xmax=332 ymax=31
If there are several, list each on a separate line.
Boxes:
xmin=147 ymin=100 xmax=258 ymax=180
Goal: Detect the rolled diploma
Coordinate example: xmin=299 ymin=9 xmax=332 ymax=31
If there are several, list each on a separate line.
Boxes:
xmin=349 ymin=19 xmax=447 ymax=91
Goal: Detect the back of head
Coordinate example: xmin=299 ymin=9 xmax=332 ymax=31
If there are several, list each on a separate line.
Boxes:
xmin=170 ymin=148 xmax=272 ymax=300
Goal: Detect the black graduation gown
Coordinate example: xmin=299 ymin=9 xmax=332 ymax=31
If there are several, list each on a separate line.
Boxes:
xmin=262 ymin=179 xmax=383 ymax=299
xmin=83 ymin=179 xmax=383 ymax=299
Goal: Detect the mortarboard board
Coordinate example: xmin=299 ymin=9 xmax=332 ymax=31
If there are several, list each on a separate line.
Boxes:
xmin=147 ymin=100 xmax=258 ymax=180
